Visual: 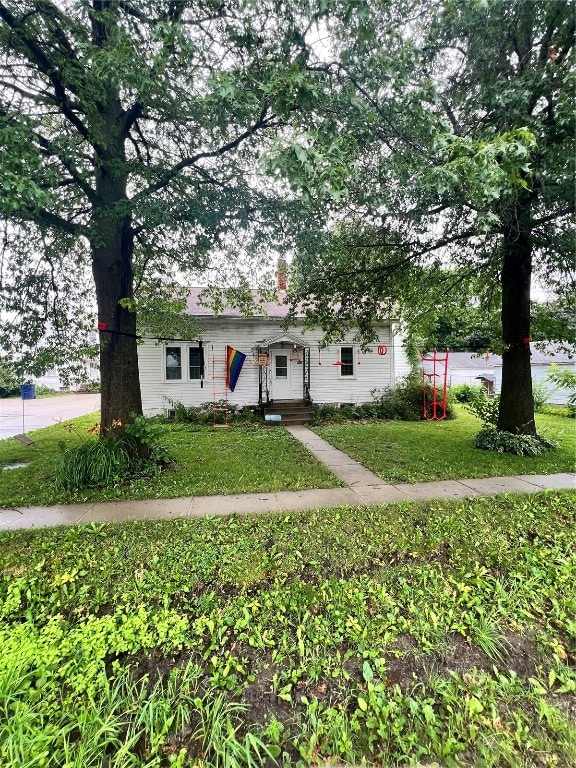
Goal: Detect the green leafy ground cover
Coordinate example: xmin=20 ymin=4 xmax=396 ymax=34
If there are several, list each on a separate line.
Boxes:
xmin=0 ymin=416 xmax=342 ymax=507
xmin=313 ymin=408 xmax=576 ymax=483
xmin=1 ymin=491 xmax=575 ymax=766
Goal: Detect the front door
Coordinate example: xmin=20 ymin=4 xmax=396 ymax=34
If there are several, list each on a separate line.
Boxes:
xmin=271 ymin=349 xmax=292 ymax=399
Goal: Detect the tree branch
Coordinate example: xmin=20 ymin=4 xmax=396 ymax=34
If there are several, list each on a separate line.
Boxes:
xmin=133 ymin=107 xmax=277 ymax=202
xmin=34 ymin=207 xmax=87 ymax=236
xmin=35 ymin=131 xmax=98 ymax=203
xmin=0 ymin=2 xmax=91 ymax=142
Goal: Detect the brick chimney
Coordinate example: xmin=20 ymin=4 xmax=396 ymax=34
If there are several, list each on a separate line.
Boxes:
xmin=276 ymin=257 xmax=287 ymax=291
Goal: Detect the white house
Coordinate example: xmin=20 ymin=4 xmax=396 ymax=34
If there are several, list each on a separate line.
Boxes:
xmin=447 ymin=352 xmax=502 ymax=389
xmin=138 ymin=288 xmax=411 ymax=418
xmin=494 ymin=344 xmax=575 ymax=405
xmin=32 ymin=331 xmax=100 ymax=391
xmin=447 ymin=346 xmax=575 ymax=405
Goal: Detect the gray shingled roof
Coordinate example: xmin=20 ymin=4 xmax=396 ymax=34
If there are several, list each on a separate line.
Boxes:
xmin=186 ymin=287 xmax=298 ymax=318
xmin=448 ymin=352 xmax=502 ymax=369
xmin=449 ymin=345 xmax=574 ymax=370
xmin=526 ymin=343 xmax=575 ymax=365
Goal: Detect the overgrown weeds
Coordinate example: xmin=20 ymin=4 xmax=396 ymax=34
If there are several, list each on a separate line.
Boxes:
xmin=1 ymin=491 xmax=575 ymax=766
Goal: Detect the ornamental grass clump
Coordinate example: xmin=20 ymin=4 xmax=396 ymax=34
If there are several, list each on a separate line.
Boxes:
xmin=53 ymin=416 xmax=170 ymax=491
xmin=53 ymin=437 xmax=134 ymax=490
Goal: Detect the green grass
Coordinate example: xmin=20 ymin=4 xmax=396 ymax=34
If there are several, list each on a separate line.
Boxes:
xmin=0 ymin=415 xmax=342 ymax=507
xmin=313 ymin=407 xmax=576 ymax=483
xmin=1 ymin=491 xmax=575 ymax=766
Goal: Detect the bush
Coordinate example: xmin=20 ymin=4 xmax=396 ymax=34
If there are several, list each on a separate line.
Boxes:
xmin=311 ymin=375 xmax=455 ymax=423
xmin=339 ymin=404 xmax=362 ymax=420
xmin=546 ymin=364 xmax=576 ymax=416
xmin=165 ymin=398 xmax=259 ymax=425
xmin=371 ymin=374 xmax=455 ymax=421
xmin=0 ymin=361 xmax=20 ymax=398
xmin=312 ymin=405 xmax=344 ymax=424
xmin=34 ymin=384 xmax=58 ymax=397
xmin=53 ymin=437 xmax=136 ymax=490
xmin=450 ymin=383 xmax=485 ymax=404
xmin=78 ymin=380 xmax=101 ymax=393
xmin=464 ymin=390 xmax=500 ymax=426
xmin=532 ymin=380 xmax=552 ymax=413
xmin=124 ymin=414 xmax=171 ymax=464
xmin=474 ymin=427 xmax=556 ymax=456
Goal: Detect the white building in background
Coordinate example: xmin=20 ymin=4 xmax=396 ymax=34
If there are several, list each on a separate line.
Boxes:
xmin=447 ymin=346 xmax=575 ymax=405
xmin=33 ymin=331 xmax=100 ymax=391
xmin=493 ymin=344 xmax=575 ymax=406
xmin=446 ymin=352 xmax=501 ymax=391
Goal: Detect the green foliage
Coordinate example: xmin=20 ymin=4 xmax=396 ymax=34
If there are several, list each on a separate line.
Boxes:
xmin=464 ymin=389 xmax=500 ymax=427
xmin=0 ymin=0 xmax=337 ymax=424
xmin=53 ymin=438 xmax=138 ymax=491
xmin=312 ymin=404 xmax=345 ymax=423
xmin=464 ymin=384 xmax=556 ymax=454
xmin=125 ymin=414 xmax=171 ymax=464
xmin=284 ymin=0 xmax=575 ymax=438
xmin=78 ymin=380 xmax=101 ymax=394
xmin=165 ymin=399 xmax=260 ymax=426
xmin=312 ymin=376 xmax=455 ymax=423
xmin=1 ymin=492 xmax=575 ymax=766
xmin=546 ymin=364 xmax=576 ymax=416
xmin=372 ymin=374 xmax=455 ymax=421
xmin=532 ymin=380 xmax=552 ymax=413
xmin=450 ymin=383 xmax=484 ymax=404
xmin=53 ymin=417 xmax=171 ymax=492
xmin=474 ymin=427 xmax=556 ymax=457
xmin=0 ymin=360 xmax=20 ymax=398
xmin=34 ymin=384 xmax=58 ymax=397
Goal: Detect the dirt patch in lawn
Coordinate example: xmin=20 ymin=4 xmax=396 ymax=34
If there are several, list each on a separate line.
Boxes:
xmin=384 ymin=631 xmax=541 ymax=692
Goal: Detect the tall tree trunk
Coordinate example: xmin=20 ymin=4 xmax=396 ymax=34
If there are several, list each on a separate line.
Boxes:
xmin=497 ymin=194 xmax=536 ymax=435
xmin=90 ymin=81 xmax=143 ymax=433
xmin=92 ymin=214 xmax=143 ymax=434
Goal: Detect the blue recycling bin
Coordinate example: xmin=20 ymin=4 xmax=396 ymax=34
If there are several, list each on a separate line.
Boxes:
xmin=21 ymin=384 xmax=36 ymax=400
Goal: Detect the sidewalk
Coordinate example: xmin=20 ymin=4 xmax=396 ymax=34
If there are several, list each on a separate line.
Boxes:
xmin=1 ymin=425 xmax=574 ymax=531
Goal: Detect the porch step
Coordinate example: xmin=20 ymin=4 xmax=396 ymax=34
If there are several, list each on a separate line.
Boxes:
xmin=263 ymin=399 xmax=313 ymax=425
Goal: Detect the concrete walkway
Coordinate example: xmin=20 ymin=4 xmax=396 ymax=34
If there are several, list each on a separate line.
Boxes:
xmin=1 ymin=425 xmax=574 ymax=531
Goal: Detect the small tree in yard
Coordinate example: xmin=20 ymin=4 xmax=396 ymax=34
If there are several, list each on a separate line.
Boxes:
xmin=0 ymin=0 xmax=322 ymax=435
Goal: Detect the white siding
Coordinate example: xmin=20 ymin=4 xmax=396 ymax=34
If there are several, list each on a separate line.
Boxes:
xmin=138 ymin=318 xmax=402 ymax=415
xmin=391 ymin=323 xmax=412 ymax=384
xmin=448 ymin=368 xmax=493 ymax=387
xmin=494 ymin=363 xmax=576 ymax=405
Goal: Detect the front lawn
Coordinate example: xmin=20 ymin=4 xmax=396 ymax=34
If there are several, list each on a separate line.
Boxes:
xmin=0 ymin=416 xmax=342 ymax=508
xmin=313 ymin=407 xmax=576 ymax=483
xmin=1 ymin=491 xmax=575 ymax=766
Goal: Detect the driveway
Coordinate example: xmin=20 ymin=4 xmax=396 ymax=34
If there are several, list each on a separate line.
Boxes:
xmin=0 ymin=394 xmax=100 ymax=440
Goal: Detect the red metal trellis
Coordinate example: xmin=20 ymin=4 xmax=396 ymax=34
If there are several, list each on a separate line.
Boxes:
xmin=419 ymin=349 xmax=450 ymax=421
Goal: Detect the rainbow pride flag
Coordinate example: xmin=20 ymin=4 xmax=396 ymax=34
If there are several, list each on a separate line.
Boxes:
xmin=226 ymin=346 xmax=246 ymax=392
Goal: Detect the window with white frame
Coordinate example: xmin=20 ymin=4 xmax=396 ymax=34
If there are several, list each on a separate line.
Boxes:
xmin=340 ymin=346 xmax=354 ymax=377
xmin=165 ymin=347 xmax=182 ymax=380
